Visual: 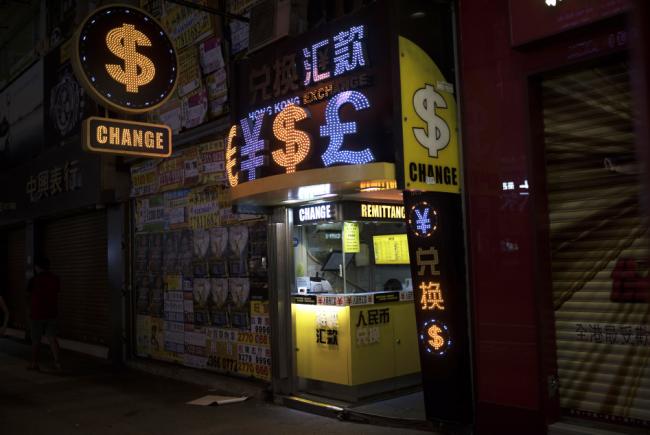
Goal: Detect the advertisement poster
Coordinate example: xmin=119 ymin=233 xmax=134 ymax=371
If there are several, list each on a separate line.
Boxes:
xmin=182 ymin=86 xmax=208 ymax=129
xmin=178 ymin=229 xmax=194 ymax=277
xmin=163 ymin=232 xmax=180 ymax=273
xmin=150 ymin=317 xmax=168 ymax=360
xmin=184 ymin=325 xmax=208 ymax=369
xmin=229 ymin=277 xmax=251 ymax=329
xmin=136 ymin=196 xmax=166 ymax=232
xmin=163 ymin=319 xmax=185 ymax=354
xmin=163 ymin=286 xmax=184 ymax=322
xmin=149 ymin=274 xmax=164 ymax=318
xmin=198 ymin=140 xmax=226 ymax=185
xmin=136 ymin=315 xmax=151 ymax=357
xmin=193 ymin=277 xmax=211 ymax=325
xmin=199 ymin=36 xmax=224 ymax=74
xmin=208 ymin=226 xmax=229 ymax=277
xmin=165 ymin=190 xmax=190 ymax=230
xmin=177 ymin=46 xmax=202 ymax=97
xmin=183 ymin=147 xmax=200 ymax=187
xmin=135 ymin=234 xmax=149 ymax=274
xmin=209 ymin=278 xmax=229 ymax=326
xmin=135 ymin=274 xmax=152 ymax=315
xmin=148 ymin=233 xmax=164 ymax=274
xmin=162 ymin=0 xmax=214 ymax=50
xmin=193 ymin=228 xmax=210 ymax=277
xmin=189 ymin=187 xmax=220 ymax=229
xmin=131 ymin=160 xmax=160 ymax=197
xmin=228 ymin=225 xmax=249 ymax=277
xmin=158 ymin=152 xmax=185 ymax=192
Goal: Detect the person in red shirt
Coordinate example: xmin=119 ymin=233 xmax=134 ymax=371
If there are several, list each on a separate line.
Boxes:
xmin=28 ymin=256 xmax=61 ymax=370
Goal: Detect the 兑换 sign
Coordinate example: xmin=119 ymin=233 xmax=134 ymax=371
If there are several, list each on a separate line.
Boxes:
xmin=404 ymin=190 xmax=471 ymax=423
xmin=226 ymin=3 xmax=395 ymax=187
xmin=82 ymin=116 xmax=172 ymax=157
xmin=72 ymin=5 xmax=178 ymax=114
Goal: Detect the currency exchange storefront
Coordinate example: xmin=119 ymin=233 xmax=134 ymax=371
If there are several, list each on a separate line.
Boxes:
xmin=226 ymin=0 xmax=469 ymax=423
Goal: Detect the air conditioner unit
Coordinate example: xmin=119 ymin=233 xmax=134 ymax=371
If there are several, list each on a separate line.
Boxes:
xmin=247 ymin=0 xmax=306 ymax=54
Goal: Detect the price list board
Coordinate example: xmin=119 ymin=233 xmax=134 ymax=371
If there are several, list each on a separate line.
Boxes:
xmin=373 ymin=234 xmax=410 ymax=265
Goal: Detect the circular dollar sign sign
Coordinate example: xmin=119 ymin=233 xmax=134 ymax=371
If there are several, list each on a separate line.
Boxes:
xmin=72 ymin=5 xmax=177 ymax=114
xmin=419 ymin=318 xmax=451 ymax=356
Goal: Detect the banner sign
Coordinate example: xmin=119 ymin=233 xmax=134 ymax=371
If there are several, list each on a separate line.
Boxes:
xmin=83 ymin=116 xmax=172 ymax=157
xmin=292 ymin=201 xmax=404 ymax=225
xmin=403 ymin=190 xmax=472 ymax=423
xmin=227 ymin=3 xmax=395 ymax=187
xmin=399 ymin=36 xmax=459 ymax=193
xmin=72 ymin=5 xmax=178 ymax=114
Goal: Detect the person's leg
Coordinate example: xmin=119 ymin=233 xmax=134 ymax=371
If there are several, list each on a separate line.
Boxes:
xmin=45 ymin=320 xmax=60 ymax=368
xmin=29 ymin=320 xmax=43 ymax=369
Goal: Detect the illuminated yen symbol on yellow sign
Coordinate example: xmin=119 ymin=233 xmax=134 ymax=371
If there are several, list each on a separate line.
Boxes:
xmin=105 ymin=23 xmax=156 ymax=93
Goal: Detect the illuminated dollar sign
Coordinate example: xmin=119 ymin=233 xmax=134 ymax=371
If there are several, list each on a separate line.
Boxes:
xmin=272 ymin=105 xmax=311 ymax=174
xmin=412 ymin=84 xmax=450 ymax=157
xmin=428 ymin=324 xmax=444 ymax=350
xmin=105 ymin=23 xmax=155 ymax=93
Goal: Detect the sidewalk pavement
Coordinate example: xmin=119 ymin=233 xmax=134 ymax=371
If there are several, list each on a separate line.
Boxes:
xmin=0 ymin=336 xmax=428 ymax=435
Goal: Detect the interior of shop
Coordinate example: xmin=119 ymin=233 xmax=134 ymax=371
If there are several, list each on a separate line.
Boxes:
xmin=290 ymin=207 xmax=425 ymax=420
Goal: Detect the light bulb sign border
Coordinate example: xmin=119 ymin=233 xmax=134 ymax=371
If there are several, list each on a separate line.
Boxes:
xmin=71 ymin=4 xmax=178 ymax=114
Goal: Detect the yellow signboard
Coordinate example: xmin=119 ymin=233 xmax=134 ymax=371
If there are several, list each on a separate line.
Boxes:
xmin=343 ymin=222 xmax=360 ymax=253
xmin=373 ymin=234 xmax=410 ymax=265
xmin=399 ymin=36 xmax=460 ymax=194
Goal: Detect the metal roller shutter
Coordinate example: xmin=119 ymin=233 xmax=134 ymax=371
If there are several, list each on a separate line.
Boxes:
xmin=42 ymin=210 xmax=109 ymax=345
xmin=543 ymin=61 xmax=650 ymax=427
xmin=6 ymin=227 xmax=26 ymax=329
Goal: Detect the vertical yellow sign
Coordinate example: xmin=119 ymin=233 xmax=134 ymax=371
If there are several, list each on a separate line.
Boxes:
xmin=343 ymin=222 xmax=360 ymax=253
xmin=399 ymin=36 xmax=460 ymax=194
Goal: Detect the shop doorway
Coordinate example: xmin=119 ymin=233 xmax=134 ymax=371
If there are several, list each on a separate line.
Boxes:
xmin=271 ymin=202 xmax=427 ymax=422
xmin=542 ymin=60 xmax=650 ymax=428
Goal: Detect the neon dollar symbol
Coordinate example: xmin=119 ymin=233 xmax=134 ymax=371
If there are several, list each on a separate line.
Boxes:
xmin=412 ymin=84 xmax=450 ymax=157
xmin=272 ymin=105 xmax=311 ymax=174
xmin=105 ymin=23 xmax=156 ymax=93
xmin=427 ymin=324 xmax=444 ymax=350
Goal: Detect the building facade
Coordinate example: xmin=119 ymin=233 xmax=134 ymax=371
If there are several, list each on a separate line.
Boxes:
xmin=1 ymin=1 xmax=648 ymax=434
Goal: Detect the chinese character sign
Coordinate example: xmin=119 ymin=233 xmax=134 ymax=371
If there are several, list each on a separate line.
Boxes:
xmin=404 ymin=190 xmax=472 ymax=423
xmin=229 ymin=2 xmax=395 ymax=185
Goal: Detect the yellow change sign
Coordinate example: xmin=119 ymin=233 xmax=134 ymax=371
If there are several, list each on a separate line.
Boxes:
xmin=399 ymin=36 xmax=460 ymax=194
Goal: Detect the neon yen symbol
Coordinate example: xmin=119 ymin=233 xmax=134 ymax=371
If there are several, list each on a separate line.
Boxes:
xmin=414 ymin=207 xmax=431 ymax=234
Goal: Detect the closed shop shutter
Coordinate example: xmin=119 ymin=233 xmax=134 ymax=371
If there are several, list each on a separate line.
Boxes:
xmin=6 ymin=227 xmax=26 ymax=329
xmin=543 ymin=61 xmax=650 ymax=427
xmin=42 ymin=210 xmax=109 ymax=345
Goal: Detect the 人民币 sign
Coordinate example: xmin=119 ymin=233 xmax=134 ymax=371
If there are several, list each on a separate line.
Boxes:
xmin=226 ymin=3 xmax=395 ymax=187
xmin=83 ymin=116 xmax=172 ymax=158
xmin=72 ymin=5 xmax=178 ymax=114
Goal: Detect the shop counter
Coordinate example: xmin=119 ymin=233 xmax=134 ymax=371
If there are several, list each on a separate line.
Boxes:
xmin=292 ymin=290 xmax=420 ymax=386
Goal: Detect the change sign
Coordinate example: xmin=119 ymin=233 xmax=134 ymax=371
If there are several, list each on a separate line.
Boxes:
xmin=83 ymin=117 xmax=172 ymax=158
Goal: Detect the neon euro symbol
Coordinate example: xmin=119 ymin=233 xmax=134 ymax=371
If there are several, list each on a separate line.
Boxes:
xmin=428 ymin=324 xmax=444 ymax=350
xmin=105 ymin=23 xmax=155 ymax=93
xmin=413 ymin=84 xmax=450 ymax=158
xmin=272 ymin=105 xmax=311 ymax=174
